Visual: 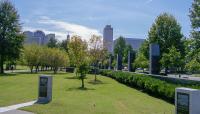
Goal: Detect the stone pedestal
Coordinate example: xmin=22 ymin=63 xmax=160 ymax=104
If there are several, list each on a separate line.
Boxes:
xmin=117 ymin=54 xmax=122 ymax=70
xmin=38 ymin=75 xmax=52 ymax=103
xmin=175 ymin=87 xmax=200 ymax=114
xmin=149 ymin=44 xmax=160 ymax=74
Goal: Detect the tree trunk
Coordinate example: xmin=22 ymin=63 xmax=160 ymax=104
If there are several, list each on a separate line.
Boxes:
xmin=54 ymin=67 xmax=57 ymax=74
xmin=81 ymin=78 xmax=84 ymax=88
xmin=30 ymin=66 xmax=33 ymax=73
xmin=0 ymin=55 xmax=4 ymax=74
xmin=165 ymin=67 xmax=168 ymax=76
xmin=94 ymin=68 xmax=97 ymax=81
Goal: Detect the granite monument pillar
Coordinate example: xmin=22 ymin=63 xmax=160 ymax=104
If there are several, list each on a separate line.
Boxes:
xmin=149 ymin=43 xmax=160 ymax=74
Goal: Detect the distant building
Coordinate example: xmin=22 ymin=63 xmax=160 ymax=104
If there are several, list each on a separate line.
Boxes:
xmin=114 ymin=38 xmax=145 ymax=51
xmin=103 ymin=25 xmax=113 ymax=53
xmin=23 ymin=30 xmax=55 ymax=45
xmin=46 ymin=34 xmax=56 ymax=43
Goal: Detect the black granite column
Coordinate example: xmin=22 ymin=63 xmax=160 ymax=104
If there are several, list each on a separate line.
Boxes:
xmin=108 ymin=55 xmax=113 ymax=70
xmin=117 ymin=53 xmax=122 ymax=70
xmin=149 ymin=43 xmax=160 ymax=74
xmin=128 ymin=51 xmax=133 ymax=72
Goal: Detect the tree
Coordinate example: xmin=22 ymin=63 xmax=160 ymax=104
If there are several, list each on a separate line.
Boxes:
xmin=24 ymin=45 xmax=41 ymax=73
xmin=124 ymin=44 xmax=135 ymax=63
xmin=160 ymin=46 xmax=183 ymax=74
xmin=89 ymin=35 xmax=106 ymax=81
xmin=185 ymin=59 xmax=200 ymax=73
xmin=49 ymin=48 xmax=68 ymax=74
xmin=0 ymin=1 xmax=24 ymax=73
xmin=147 ymin=13 xmax=184 ymax=72
xmin=114 ymin=36 xmax=126 ymax=57
xmin=148 ymin=13 xmax=184 ymax=55
xmin=189 ymin=0 xmax=200 ymax=49
xmin=59 ymin=39 xmax=68 ymax=52
xmin=68 ymin=36 xmax=88 ymax=88
xmin=24 ymin=45 xmax=69 ymax=74
xmin=138 ymin=40 xmax=149 ymax=59
xmin=47 ymin=37 xmax=58 ymax=48
xmin=134 ymin=53 xmax=149 ymax=72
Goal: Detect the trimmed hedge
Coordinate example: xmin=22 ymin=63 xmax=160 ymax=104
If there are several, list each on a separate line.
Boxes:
xmin=99 ymin=70 xmax=200 ymax=103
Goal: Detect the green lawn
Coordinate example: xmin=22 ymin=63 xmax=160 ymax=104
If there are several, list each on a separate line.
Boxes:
xmin=0 ymin=72 xmax=174 ymax=114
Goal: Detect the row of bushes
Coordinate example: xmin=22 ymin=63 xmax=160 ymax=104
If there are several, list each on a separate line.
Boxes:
xmin=99 ymin=70 xmax=200 ymax=103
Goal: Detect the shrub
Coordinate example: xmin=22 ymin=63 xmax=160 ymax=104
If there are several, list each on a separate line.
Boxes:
xmin=99 ymin=69 xmax=200 ymax=103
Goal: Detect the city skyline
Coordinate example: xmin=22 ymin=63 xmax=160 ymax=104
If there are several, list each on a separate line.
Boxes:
xmin=12 ymin=0 xmax=193 ymax=40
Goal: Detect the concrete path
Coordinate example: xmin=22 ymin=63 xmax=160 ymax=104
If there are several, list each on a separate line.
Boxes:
xmin=0 ymin=110 xmax=34 ymax=114
xmin=0 ymin=100 xmax=36 ymax=113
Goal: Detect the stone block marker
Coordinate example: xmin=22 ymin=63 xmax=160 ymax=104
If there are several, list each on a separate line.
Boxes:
xmin=37 ymin=75 xmax=52 ymax=103
xmin=175 ymin=87 xmax=200 ymax=114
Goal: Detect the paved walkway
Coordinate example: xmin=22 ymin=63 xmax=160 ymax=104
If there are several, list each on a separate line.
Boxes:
xmin=0 ymin=100 xmax=36 ymax=113
xmin=0 ymin=110 xmax=34 ymax=114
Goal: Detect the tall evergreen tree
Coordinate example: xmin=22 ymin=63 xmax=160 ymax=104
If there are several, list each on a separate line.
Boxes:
xmin=0 ymin=0 xmax=24 ymax=73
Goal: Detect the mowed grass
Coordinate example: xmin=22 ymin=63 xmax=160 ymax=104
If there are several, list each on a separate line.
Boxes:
xmin=0 ymin=72 xmax=174 ymax=114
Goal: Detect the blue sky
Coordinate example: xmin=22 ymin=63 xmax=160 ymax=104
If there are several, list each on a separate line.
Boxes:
xmin=11 ymin=0 xmax=193 ymax=40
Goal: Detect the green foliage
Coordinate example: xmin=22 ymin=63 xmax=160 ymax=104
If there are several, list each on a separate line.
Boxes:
xmin=134 ymin=53 xmax=149 ymax=71
xmin=138 ymin=40 xmax=149 ymax=59
xmin=189 ymin=0 xmax=200 ymax=29
xmin=68 ymin=35 xmax=89 ymax=88
xmin=160 ymin=46 xmax=183 ymax=72
xmin=124 ymin=44 xmax=135 ymax=63
xmin=100 ymin=69 xmax=200 ymax=103
xmin=23 ymin=45 xmax=68 ymax=73
xmin=100 ymin=70 xmax=176 ymax=102
xmin=0 ymin=0 xmax=24 ymax=73
xmin=114 ymin=36 xmax=136 ymax=64
xmin=88 ymin=35 xmax=108 ymax=81
xmin=59 ymin=39 xmax=68 ymax=52
xmin=68 ymin=36 xmax=88 ymax=67
xmin=114 ymin=36 xmax=126 ymax=57
xmin=185 ymin=58 xmax=200 ymax=72
xmin=189 ymin=0 xmax=200 ymax=71
xmin=148 ymin=13 xmax=183 ymax=56
xmin=47 ymin=37 xmax=58 ymax=48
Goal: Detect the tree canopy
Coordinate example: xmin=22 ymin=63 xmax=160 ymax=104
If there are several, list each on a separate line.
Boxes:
xmin=0 ymin=0 xmax=24 ymax=73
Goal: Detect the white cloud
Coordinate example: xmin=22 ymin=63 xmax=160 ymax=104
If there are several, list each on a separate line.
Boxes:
xmin=23 ymin=16 xmax=101 ymax=41
xmin=38 ymin=16 xmax=101 ymax=40
xmin=22 ymin=26 xmax=66 ymax=41
xmin=146 ymin=0 xmax=153 ymax=4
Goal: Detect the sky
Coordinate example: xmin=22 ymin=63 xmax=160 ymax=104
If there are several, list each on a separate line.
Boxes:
xmin=11 ymin=0 xmax=193 ymax=41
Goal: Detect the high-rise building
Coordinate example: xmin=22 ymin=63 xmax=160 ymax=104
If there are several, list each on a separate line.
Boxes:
xmin=23 ymin=30 xmax=53 ymax=45
xmin=103 ymin=25 xmax=113 ymax=53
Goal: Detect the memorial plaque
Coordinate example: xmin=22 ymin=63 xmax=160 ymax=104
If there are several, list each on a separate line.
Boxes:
xmin=39 ymin=77 xmax=48 ymax=97
xmin=38 ymin=75 xmax=52 ymax=103
xmin=177 ymin=92 xmax=189 ymax=114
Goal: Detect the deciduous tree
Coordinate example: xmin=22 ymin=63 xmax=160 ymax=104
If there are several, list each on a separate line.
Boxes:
xmin=0 ymin=1 xmax=24 ymax=73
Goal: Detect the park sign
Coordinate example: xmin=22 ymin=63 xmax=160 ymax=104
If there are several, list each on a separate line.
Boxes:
xmin=38 ymin=75 xmax=52 ymax=103
xmin=175 ymin=87 xmax=200 ymax=114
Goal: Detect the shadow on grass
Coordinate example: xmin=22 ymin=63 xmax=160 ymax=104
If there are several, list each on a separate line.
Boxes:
xmin=66 ymin=87 xmax=95 ymax=91
xmin=65 ymin=76 xmax=79 ymax=79
xmin=88 ymin=80 xmax=108 ymax=85
xmin=0 ymin=73 xmax=17 ymax=77
xmin=65 ymin=76 xmax=88 ymax=80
